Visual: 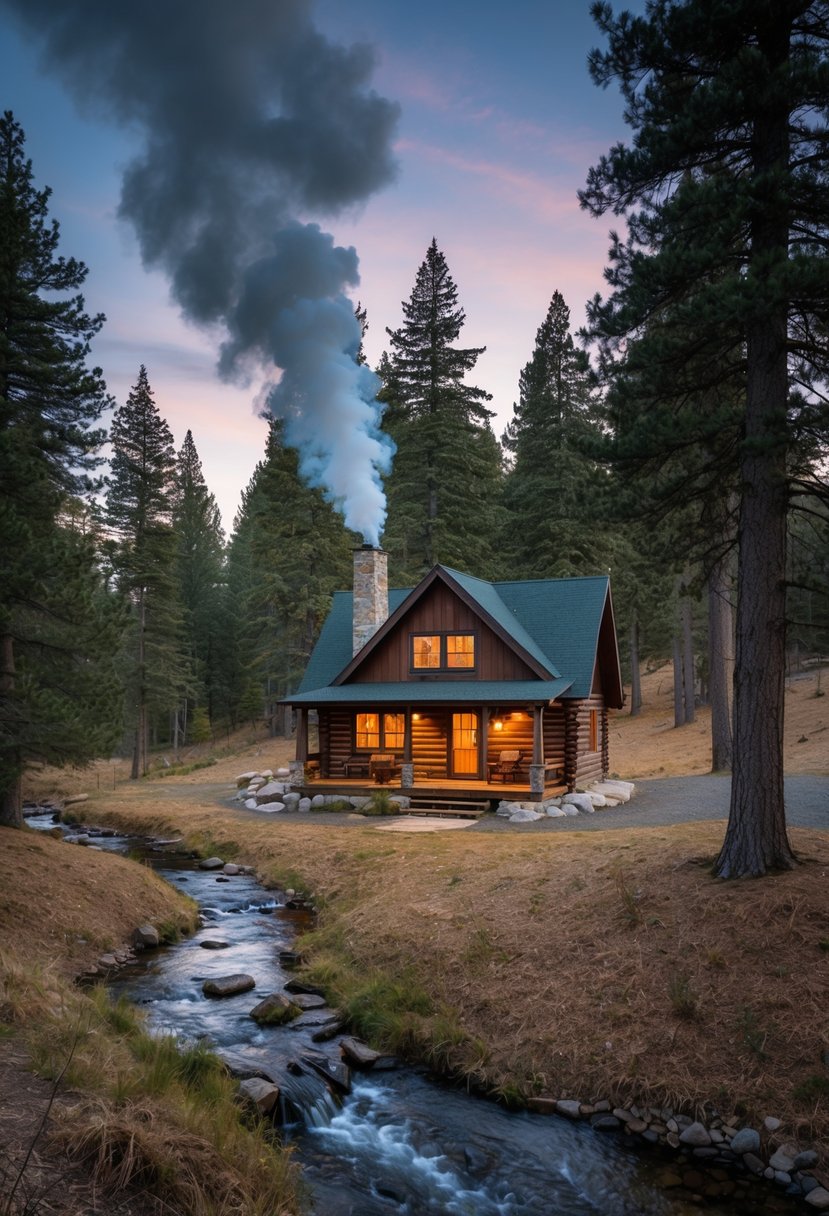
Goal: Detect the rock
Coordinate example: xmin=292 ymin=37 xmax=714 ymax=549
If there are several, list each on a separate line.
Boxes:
xmin=244 ymin=799 xmax=259 ymax=810
xmin=222 ymin=863 xmax=240 ymax=875
xmin=200 ymin=939 xmax=231 ymax=950
xmin=559 ymin=802 xmax=579 ymax=816
xmin=301 ymin=1052 xmax=352 ymax=1093
xmin=806 ymin=1189 xmax=829 ymax=1211
xmin=545 ymin=805 xmax=566 ymax=817
xmin=249 ymin=993 xmax=301 ymax=1024
xmin=97 ymin=953 xmax=119 ymax=968
xmin=763 ymin=1116 xmax=783 ymax=1133
xmin=63 ymin=793 xmax=89 ymax=805
xmin=340 ymin=1037 xmax=397 ymax=1070
xmin=298 ymin=798 xmax=312 ymax=813
xmin=626 ymin=1118 xmax=648 ymax=1134
xmin=743 ymin=1153 xmax=766 ymax=1176
xmin=729 ymin=1128 xmax=761 ymax=1155
xmin=199 ymin=856 xmax=225 ymax=870
xmin=350 ymin=796 xmax=370 ymax=809
xmin=311 ymin=794 xmax=326 ymax=808
xmin=203 ymin=974 xmax=256 ymax=997
xmin=282 ymin=791 xmax=301 ymax=808
xmin=679 ymin=1122 xmax=712 ymax=1148
xmin=236 ymin=771 xmax=259 ymax=786
xmin=289 ymin=992 xmax=327 ymax=1010
xmin=527 ymin=1097 xmax=557 ymax=1114
xmin=276 ymin=767 xmax=290 ymax=776
xmin=256 ymin=802 xmax=285 ymax=814
xmin=591 ymin=1115 xmax=622 ymax=1132
xmin=238 ymin=1076 xmax=280 ymax=1115
xmin=555 ymin=1099 xmax=582 ymax=1119
xmin=769 ymin=1146 xmax=798 ymax=1172
xmin=587 ymin=792 xmax=608 ymax=807
xmin=133 ymin=923 xmax=160 ymax=949
xmin=794 ymin=1150 xmax=819 ymax=1170
xmin=255 ymin=781 xmax=286 ymax=803
xmin=509 ymin=808 xmax=544 ymax=821
xmin=592 ymin=782 xmax=631 ymax=803
xmin=562 ymin=792 xmax=595 ymax=814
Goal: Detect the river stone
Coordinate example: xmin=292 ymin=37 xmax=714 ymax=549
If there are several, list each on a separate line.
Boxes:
xmin=282 ymin=791 xmax=301 ymax=808
xmin=298 ymin=798 xmax=312 ymax=813
xmin=222 ymin=863 xmax=240 ymax=875
xmin=805 ymin=1187 xmax=829 ymax=1210
xmin=203 ymin=974 xmax=256 ymax=997
xmin=560 ymin=802 xmax=579 ymax=816
xmin=509 ymin=808 xmax=544 ymax=821
xmin=311 ymin=795 xmax=326 ymax=808
xmin=199 ymin=856 xmax=225 ymax=870
xmin=257 ymin=802 xmax=285 ymax=814
xmin=133 ymin=923 xmax=160 ymax=949
xmin=764 ymin=1116 xmax=783 ymax=1132
xmin=289 ymin=992 xmax=327 ymax=1010
xmin=679 ymin=1122 xmax=711 ymax=1147
xmin=97 ymin=953 xmax=119 ymax=968
xmin=545 ymin=805 xmax=566 ymax=817
xmin=591 ymin=1115 xmax=622 ymax=1132
xmin=555 ymin=1100 xmax=582 ymax=1119
xmin=794 ymin=1150 xmax=819 ymax=1170
xmin=587 ymin=792 xmax=608 ymax=807
xmin=769 ymin=1145 xmax=798 ymax=1172
xmin=730 ymin=1128 xmax=761 ymax=1154
xmin=743 ymin=1153 xmax=766 ymax=1176
xmin=249 ymin=993 xmax=301 ymax=1024
xmin=238 ymin=1076 xmax=280 ymax=1115
xmin=200 ymin=939 xmax=231 ymax=950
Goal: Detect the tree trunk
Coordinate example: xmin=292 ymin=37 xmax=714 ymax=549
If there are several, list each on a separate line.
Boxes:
xmin=629 ymin=616 xmax=642 ymax=716
xmin=672 ymin=634 xmax=684 ymax=728
xmin=131 ymin=588 xmax=147 ymax=780
xmin=708 ymin=555 xmax=734 ymax=772
xmin=681 ymin=594 xmax=695 ymax=724
xmin=715 ymin=21 xmax=795 ymax=877
xmin=0 ymin=633 xmax=23 ymax=828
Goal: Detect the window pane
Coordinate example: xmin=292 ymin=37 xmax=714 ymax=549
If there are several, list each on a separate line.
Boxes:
xmin=384 ymin=712 xmax=404 ymax=750
xmin=447 ymin=634 xmax=475 ymax=668
xmin=356 ymin=712 xmax=379 ymax=749
xmin=412 ymin=635 xmax=441 ymax=668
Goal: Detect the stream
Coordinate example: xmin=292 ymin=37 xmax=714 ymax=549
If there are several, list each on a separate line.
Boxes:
xmin=30 ymin=814 xmax=745 ymax=1214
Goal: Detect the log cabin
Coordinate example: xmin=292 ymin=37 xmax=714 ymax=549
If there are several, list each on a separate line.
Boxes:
xmin=283 ymin=546 xmax=624 ymax=809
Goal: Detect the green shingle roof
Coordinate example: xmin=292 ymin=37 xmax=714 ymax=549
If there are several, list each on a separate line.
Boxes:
xmin=294 ymin=567 xmax=612 ymax=703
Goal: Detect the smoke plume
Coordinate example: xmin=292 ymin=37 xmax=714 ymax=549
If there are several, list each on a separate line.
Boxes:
xmin=4 ymin=0 xmax=399 ymax=543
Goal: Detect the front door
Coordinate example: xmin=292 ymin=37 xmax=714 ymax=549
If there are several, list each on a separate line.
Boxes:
xmin=451 ymin=712 xmax=479 ymax=777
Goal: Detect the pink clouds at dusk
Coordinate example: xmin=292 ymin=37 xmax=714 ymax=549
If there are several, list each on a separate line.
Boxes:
xmin=0 ymin=0 xmax=636 ymax=529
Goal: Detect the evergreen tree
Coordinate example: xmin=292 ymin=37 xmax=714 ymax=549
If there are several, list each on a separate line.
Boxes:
xmin=581 ymin=0 xmax=829 ymax=876
xmin=225 ymin=420 xmax=355 ymax=725
xmin=382 ymin=239 xmax=503 ymax=581
xmin=501 ymin=290 xmax=612 ymax=577
xmin=0 ymin=112 xmax=121 ymax=827
xmin=172 ymin=429 xmax=225 ymax=736
xmin=106 ymin=367 xmax=189 ymax=777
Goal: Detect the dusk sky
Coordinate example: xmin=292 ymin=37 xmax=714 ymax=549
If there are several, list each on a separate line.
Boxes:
xmin=0 ymin=1 xmax=636 ymax=533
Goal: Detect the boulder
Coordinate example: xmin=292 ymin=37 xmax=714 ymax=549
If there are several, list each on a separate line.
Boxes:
xmin=563 ymin=792 xmax=595 ymax=814
xmin=508 ymin=808 xmax=543 ymax=822
xmin=289 ymin=992 xmax=327 ymax=1010
xmin=281 ymin=791 xmax=301 ymax=809
xmin=729 ymin=1128 xmax=760 ymax=1155
xmin=311 ymin=794 xmax=326 ymax=808
xmin=805 ymin=1189 xmax=829 ymax=1211
xmin=255 ymin=781 xmax=286 ymax=803
xmin=222 ymin=863 xmax=240 ymax=875
xmin=340 ymin=1036 xmax=397 ymax=1071
xmin=203 ymin=974 xmax=256 ymax=998
xmin=592 ymin=781 xmax=632 ymax=803
xmin=545 ymin=805 xmax=566 ymax=817
xmin=256 ymin=802 xmax=285 ymax=814
xmin=236 ymin=771 xmax=259 ymax=787
xmin=244 ymin=799 xmax=259 ymax=810
xmin=200 ymin=939 xmax=231 ymax=950
xmin=679 ymin=1122 xmax=712 ymax=1147
xmin=560 ymin=802 xmax=579 ymax=817
xmin=298 ymin=798 xmax=312 ymax=813
xmin=199 ymin=856 xmax=225 ymax=870
xmin=555 ymin=1100 xmax=582 ymax=1119
xmin=249 ymin=993 xmax=301 ymax=1025
xmin=133 ymin=923 xmax=160 ymax=949
xmin=586 ymin=792 xmax=608 ymax=807
xmin=238 ymin=1076 xmax=280 ymax=1115
xmin=276 ymin=767 xmax=291 ymax=777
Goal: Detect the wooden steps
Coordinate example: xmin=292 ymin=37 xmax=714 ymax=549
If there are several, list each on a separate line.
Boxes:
xmin=403 ymin=796 xmax=489 ymax=819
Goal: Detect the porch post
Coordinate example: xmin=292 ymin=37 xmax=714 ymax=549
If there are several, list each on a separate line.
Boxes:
xmin=481 ymin=705 xmax=490 ymax=781
xmin=529 ymin=704 xmax=545 ymax=797
xmin=401 ymin=708 xmax=414 ymax=789
xmin=289 ymin=707 xmax=307 ymax=786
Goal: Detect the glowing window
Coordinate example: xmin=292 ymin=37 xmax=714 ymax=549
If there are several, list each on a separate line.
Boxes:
xmin=383 ymin=713 xmax=404 ymax=750
xmin=446 ymin=634 xmax=475 ymax=668
xmin=356 ymin=712 xmax=380 ymax=749
xmin=412 ymin=635 xmax=441 ymax=669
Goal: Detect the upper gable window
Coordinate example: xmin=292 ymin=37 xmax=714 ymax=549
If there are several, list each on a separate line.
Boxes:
xmin=411 ymin=632 xmax=476 ymax=672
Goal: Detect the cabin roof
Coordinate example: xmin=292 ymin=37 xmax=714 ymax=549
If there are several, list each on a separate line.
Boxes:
xmin=294 ymin=566 xmax=618 ymax=704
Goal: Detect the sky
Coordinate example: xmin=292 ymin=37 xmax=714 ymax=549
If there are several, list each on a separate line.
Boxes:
xmin=0 ymin=0 xmax=634 ymax=534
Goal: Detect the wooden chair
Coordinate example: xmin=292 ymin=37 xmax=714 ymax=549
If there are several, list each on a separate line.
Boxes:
xmin=342 ymin=754 xmax=371 ymax=778
xmin=487 ymin=749 xmax=523 ymax=782
xmin=369 ymin=753 xmax=401 ymax=784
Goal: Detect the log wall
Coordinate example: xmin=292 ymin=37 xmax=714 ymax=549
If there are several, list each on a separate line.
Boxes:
xmin=563 ymin=694 xmax=608 ymax=788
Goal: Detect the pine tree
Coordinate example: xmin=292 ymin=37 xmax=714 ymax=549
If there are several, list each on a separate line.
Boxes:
xmin=0 ymin=112 xmax=121 ymax=827
xmin=106 ymin=367 xmax=189 ymax=777
xmin=501 ymin=291 xmax=612 ymax=578
xmin=172 ymin=430 xmax=225 ymax=737
xmin=382 ymin=239 xmax=503 ymax=581
xmin=225 ymin=420 xmax=355 ymax=725
xmin=581 ymin=0 xmax=829 ymax=876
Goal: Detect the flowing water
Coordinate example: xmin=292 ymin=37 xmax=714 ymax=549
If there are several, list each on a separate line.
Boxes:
xmin=29 ymin=813 xmax=744 ymax=1214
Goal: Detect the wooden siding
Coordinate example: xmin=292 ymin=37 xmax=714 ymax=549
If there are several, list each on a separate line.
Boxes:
xmin=348 ymin=581 xmax=539 ymax=684
xmin=412 ymin=711 xmax=448 ymax=778
xmin=564 ymin=694 xmax=608 ymax=788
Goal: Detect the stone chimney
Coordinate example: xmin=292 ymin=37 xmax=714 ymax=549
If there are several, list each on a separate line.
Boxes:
xmin=353 ymin=545 xmax=388 ymax=655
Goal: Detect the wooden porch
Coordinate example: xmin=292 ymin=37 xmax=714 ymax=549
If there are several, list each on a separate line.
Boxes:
xmin=297 ymin=774 xmax=568 ymax=806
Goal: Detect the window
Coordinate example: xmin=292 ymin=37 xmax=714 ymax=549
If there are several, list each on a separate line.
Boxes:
xmin=411 ymin=632 xmax=476 ymax=672
xmin=355 ymin=712 xmax=404 ymax=751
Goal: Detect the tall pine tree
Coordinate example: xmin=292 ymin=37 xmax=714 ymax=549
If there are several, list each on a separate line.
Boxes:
xmin=581 ymin=0 xmax=829 ymax=876
xmin=106 ymin=367 xmax=189 ymax=777
xmin=0 ymin=112 xmax=121 ymax=827
xmin=502 ymin=290 xmax=611 ymax=578
xmin=381 ymin=239 xmax=502 ymax=581
xmin=172 ymin=430 xmax=225 ymax=737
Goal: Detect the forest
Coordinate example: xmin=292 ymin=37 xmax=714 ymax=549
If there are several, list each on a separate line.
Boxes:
xmin=1 ymin=0 xmax=828 ymax=884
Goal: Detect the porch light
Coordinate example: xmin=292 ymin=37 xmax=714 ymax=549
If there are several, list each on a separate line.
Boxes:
xmin=493 ymin=717 xmax=504 ymax=731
